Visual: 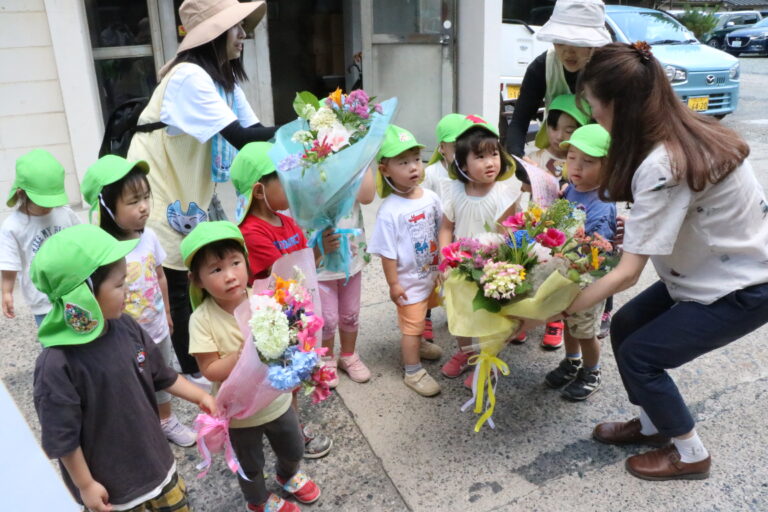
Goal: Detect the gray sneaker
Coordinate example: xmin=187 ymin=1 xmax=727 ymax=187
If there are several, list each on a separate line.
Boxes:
xmin=561 ymin=368 xmax=602 ymax=401
xmin=545 ymin=358 xmax=582 ymax=388
xmin=161 ymin=414 xmax=197 ymax=447
xmin=303 ymin=424 xmax=332 ymax=459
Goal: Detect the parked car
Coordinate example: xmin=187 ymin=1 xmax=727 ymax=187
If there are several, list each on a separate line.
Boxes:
xmin=703 ymin=11 xmax=762 ymax=49
xmin=725 ymin=17 xmax=768 ymax=55
xmin=605 ymin=5 xmax=740 ymax=117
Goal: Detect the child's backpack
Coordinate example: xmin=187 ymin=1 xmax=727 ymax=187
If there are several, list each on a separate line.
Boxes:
xmin=98 ymin=98 xmax=166 ymax=158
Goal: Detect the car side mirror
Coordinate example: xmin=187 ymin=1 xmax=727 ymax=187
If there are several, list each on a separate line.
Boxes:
xmin=726 ymin=21 xmax=735 ymax=26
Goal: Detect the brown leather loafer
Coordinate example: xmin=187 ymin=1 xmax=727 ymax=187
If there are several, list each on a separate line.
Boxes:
xmin=593 ymin=418 xmax=671 ymax=447
xmin=626 ymin=445 xmax=711 ymax=481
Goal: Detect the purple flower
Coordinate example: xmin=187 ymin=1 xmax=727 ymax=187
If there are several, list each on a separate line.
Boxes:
xmin=278 ymin=154 xmax=302 ymax=172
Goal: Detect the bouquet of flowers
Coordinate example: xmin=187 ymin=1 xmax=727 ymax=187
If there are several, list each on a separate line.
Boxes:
xmin=269 ymin=89 xmax=397 ymax=278
xmin=441 ymin=200 xmax=616 ymax=431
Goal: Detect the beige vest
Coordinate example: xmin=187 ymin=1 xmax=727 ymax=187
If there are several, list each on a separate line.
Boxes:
xmin=127 ymin=63 xmax=214 ymax=270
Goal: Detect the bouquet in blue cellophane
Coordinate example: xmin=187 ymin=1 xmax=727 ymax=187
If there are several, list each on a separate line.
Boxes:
xmin=269 ymin=89 xmax=397 ymax=278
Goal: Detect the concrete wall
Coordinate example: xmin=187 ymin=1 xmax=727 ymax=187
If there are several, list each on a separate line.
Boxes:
xmin=0 ymin=0 xmax=82 ymax=214
xmin=457 ymin=0 xmax=502 ymax=126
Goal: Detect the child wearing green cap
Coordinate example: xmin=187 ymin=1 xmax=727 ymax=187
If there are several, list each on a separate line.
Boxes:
xmin=0 ymin=149 xmax=80 ymax=327
xmin=231 ymin=142 xmax=334 ymax=459
xmin=438 ymin=115 xmax=523 ymax=387
xmin=368 ymin=125 xmax=444 ymax=397
xmin=31 ymin=224 xmax=216 ymax=512
xmin=526 ymin=94 xmax=591 ymax=182
xmin=82 ymin=154 xmax=197 ymax=447
xmin=183 ymin=221 xmax=321 ymax=512
xmin=422 ymin=113 xmax=464 ymax=201
xmin=544 ymin=123 xmax=616 ymax=401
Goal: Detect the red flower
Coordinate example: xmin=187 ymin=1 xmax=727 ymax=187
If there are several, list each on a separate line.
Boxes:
xmin=536 ymin=228 xmax=567 ymax=249
xmin=438 ymin=242 xmax=471 ymax=272
xmin=311 ymin=366 xmax=336 ymax=404
xmin=501 ymin=212 xmax=525 ymax=231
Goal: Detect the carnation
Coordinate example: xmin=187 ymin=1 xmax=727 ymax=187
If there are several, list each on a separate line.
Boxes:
xmin=250 ymin=295 xmax=291 ymax=360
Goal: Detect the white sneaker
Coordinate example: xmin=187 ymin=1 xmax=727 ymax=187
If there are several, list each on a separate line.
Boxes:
xmin=185 ymin=372 xmax=212 ymax=392
xmin=161 ymin=414 xmax=197 ymax=447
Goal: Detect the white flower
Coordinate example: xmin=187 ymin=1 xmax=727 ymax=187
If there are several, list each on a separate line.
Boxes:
xmin=309 ymin=106 xmax=337 ymax=132
xmin=291 ymin=130 xmax=314 ymax=144
xmin=300 ymin=104 xmax=317 ymax=119
xmin=474 ymin=232 xmax=506 ymax=249
xmin=317 ymin=123 xmax=352 ymax=152
xmin=249 ymin=294 xmax=290 ymax=360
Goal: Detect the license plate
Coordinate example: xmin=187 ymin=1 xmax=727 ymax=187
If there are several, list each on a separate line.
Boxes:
xmin=687 ymin=96 xmax=709 ymax=112
xmin=731 ymin=40 xmax=742 ymax=47
xmin=507 ymin=84 xmax=521 ymax=99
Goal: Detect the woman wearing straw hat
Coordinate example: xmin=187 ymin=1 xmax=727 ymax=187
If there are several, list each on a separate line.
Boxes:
xmin=128 ymin=0 xmax=275 ymax=383
xmin=504 ymin=0 xmax=611 ymax=158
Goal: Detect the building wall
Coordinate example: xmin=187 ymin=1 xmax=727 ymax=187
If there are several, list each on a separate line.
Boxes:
xmin=0 ymin=0 xmax=82 ymax=215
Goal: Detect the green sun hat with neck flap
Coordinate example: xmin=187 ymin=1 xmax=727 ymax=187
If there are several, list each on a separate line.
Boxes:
xmin=534 ymin=94 xmax=592 ymax=150
xmin=426 ymin=113 xmax=466 ymax=167
xmin=375 ymin=125 xmax=425 ymax=198
xmin=560 ymin=123 xmax=611 ymax=157
xmin=7 ymin=149 xmax=70 ymax=208
xmin=30 ymin=224 xmax=139 ymax=348
xmin=230 ymin=142 xmax=277 ymax=225
xmin=446 ymin=114 xmax=517 ymax=181
xmin=180 ymin=221 xmax=247 ymax=310
xmin=81 ymin=154 xmax=150 ymax=223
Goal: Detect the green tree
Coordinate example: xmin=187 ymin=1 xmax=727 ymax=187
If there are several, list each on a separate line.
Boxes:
xmin=676 ymin=4 xmax=719 ymax=38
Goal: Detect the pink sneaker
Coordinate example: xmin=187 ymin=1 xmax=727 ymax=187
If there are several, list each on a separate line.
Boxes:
xmin=338 ymin=353 xmax=371 ymax=383
xmin=441 ymin=350 xmax=473 ymax=378
xmin=541 ymin=321 xmax=564 ymax=350
xmin=321 ymin=357 xmax=339 ymax=389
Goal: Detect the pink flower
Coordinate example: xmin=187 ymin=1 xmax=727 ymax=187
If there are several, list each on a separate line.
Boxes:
xmin=501 ymin=212 xmax=525 ymax=231
xmin=310 ymin=366 xmax=336 ymax=404
xmin=438 ymin=242 xmax=471 ymax=272
xmin=536 ymin=228 xmax=567 ymax=249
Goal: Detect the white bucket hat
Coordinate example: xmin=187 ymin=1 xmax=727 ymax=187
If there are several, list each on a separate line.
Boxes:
xmin=536 ymin=0 xmax=612 ymax=48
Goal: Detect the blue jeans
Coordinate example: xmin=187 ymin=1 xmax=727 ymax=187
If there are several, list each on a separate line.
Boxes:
xmin=611 ymin=280 xmax=768 ymax=437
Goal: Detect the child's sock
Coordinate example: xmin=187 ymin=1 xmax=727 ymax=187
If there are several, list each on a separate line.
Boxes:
xmin=404 ymin=363 xmax=422 ymax=375
xmin=673 ymin=430 xmax=709 ymax=463
xmin=566 ymin=352 xmax=582 ymax=361
xmin=340 ymin=352 xmax=354 ymax=359
xmin=583 ymin=362 xmax=600 ymax=372
xmin=639 ymin=408 xmax=659 ymax=436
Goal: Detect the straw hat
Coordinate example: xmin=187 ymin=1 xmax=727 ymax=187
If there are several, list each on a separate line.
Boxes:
xmin=176 ymin=0 xmax=267 ymax=54
xmin=536 ymin=0 xmax=611 ymax=48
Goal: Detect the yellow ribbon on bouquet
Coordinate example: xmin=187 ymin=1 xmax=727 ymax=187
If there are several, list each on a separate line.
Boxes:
xmin=444 ymin=271 xmax=580 ymax=431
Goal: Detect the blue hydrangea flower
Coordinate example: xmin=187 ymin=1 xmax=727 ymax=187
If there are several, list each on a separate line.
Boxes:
xmin=508 ymin=230 xmax=533 ymax=248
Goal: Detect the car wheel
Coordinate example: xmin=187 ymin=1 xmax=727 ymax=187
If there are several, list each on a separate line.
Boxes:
xmin=707 ymin=38 xmax=722 ymax=49
xmin=714 ymin=114 xmax=728 ymax=120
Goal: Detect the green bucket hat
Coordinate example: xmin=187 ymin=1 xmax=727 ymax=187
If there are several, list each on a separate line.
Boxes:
xmin=534 ymin=94 xmax=592 ymax=150
xmin=30 ymin=224 xmax=139 ymax=348
xmin=560 ymin=123 xmax=611 ymax=158
xmin=180 ymin=221 xmax=247 ymax=310
xmin=375 ymin=125 xmax=425 ymax=198
xmin=426 ymin=113 xmax=466 ymax=167
xmin=446 ymin=114 xmax=517 ymax=182
xmin=81 ymin=154 xmax=150 ymax=222
xmin=7 ymin=149 xmax=69 ymax=208
xmin=230 ymin=142 xmax=276 ymax=225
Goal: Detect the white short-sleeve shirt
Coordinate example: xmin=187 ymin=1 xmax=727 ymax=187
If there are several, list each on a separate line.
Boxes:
xmin=442 ymin=178 xmax=523 ymax=239
xmin=623 ymin=144 xmax=768 ymax=304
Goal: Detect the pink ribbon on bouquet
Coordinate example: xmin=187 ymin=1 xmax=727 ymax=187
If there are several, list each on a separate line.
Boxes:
xmin=194 ymin=414 xmax=250 ymax=481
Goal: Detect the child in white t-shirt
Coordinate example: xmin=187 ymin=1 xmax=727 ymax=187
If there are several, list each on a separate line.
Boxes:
xmin=0 ymin=149 xmax=80 ymax=327
xmin=438 ymin=115 xmax=523 ymax=388
xmin=368 ymin=125 xmax=444 ymax=397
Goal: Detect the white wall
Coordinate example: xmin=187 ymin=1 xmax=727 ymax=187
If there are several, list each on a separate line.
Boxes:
xmin=457 ymin=0 xmax=502 ymax=126
xmin=0 ymin=0 xmax=82 ymax=215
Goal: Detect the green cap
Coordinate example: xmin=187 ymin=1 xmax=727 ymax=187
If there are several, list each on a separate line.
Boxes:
xmin=446 ymin=115 xmax=517 ymax=182
xmin=30 ymin=224 xmax=139 ymax=348
xmin=7 ymin=149 xmax=70 ymax=208
xmin=180 ymin=221 xmax=247 ymax=310
xmin=426 ymin=113 xmax=466 ymax=167
xmin=534 ymin=94 xmax=592 ymax=150
xmin=375 ymin=125 xmax=425 ymax=198
xmin=560 ymin=123 xmax=611 ymax=157
xmin=230 ymin=142 xmax=276 ymax=224
xmin=81 ymin=155 xmax=149 ymax=222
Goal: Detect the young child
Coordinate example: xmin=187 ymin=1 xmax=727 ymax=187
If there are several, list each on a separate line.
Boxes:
xmin=184 ymin=221 xmax=320 ymax=512
xmin=230 ymin=142 xmax=333 ymax=459
xmin=308 ymin=166 xmax=376 ymax=387
xmin=527 ymin=94 xmax=591 ymax=350
xmin=544 ymin=124 xmax=616 ymax=401
xmin=81 ymin=154 xmax=197 ymax=446
xmin=368 ymin=125 xmax=444 ymax=397
xmin=527 ymin=94 xmax=591 ymax=181
xmin=0 ymin=149 xmax=80 ymax=326
xmin=438 ymin=115 xmax=523 ymax=388
xmin=32 ymin=224 xmax=215 ymax=512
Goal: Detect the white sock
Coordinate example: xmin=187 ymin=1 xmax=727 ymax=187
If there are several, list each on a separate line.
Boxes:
xmin=639 ymin=408 xmax=659 ymax=436
xmin=673 ymin=431 xmax=709 ymax=463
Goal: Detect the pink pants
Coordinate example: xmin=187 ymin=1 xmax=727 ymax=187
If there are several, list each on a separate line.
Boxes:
xmin=318 ymin=271 xmax=362 ymax=340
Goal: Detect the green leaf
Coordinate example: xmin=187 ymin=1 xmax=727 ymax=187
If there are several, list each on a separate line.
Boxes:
xmin=470 ymin=268 xmax=484 ymax=282
xmin=472 ymin=288 xmax=501 ymax=313
xmin=293 ymin=91 xmax=321 ymax=117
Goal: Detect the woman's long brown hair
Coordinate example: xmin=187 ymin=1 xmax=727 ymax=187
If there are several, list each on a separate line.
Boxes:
xmin=578 ymin=42 xmax=749 ymax=202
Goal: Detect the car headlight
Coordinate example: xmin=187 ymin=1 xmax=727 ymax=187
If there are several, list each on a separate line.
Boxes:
xmin=664 ymin=64 xmax=687 ymax=83
xmin=730 ymin=62 xmax=740 ymax=80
